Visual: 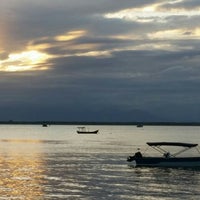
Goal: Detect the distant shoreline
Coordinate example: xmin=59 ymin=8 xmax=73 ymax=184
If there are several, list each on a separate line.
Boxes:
xmin=1 ymin=121 xmax=200 ymax=126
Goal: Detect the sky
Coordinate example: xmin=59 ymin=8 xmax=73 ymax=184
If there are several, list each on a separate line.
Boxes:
xmin=1 ymin=0 xmax=200 ymax=122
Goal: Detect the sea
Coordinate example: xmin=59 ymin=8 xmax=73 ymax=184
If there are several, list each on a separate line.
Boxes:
xmin=0 ymin=125 xmax=200 ymax=199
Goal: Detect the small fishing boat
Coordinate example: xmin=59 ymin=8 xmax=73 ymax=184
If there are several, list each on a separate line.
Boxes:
xmin=77 ymin=127 xmax=99 ymax=134
xmin=42 ymin=123 xmax=48 ymax=127
xmin=127 ymin=142 xmax=200 ymax=168
xmin=137 ymin=124 xmax=143 ymax=128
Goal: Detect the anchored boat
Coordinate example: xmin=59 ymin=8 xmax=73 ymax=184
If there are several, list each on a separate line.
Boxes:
xmin=127 ymin=142 xmax=200 ymax=168
xmin=77 ymin=127 xmax=99 ymax=134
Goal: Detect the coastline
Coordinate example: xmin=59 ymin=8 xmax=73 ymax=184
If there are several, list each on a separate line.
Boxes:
xmin=1 ymin=121 xmax=200 ymax=126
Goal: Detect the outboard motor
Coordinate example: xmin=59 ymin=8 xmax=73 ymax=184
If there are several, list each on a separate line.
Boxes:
xmin=127 ymin=155 xmax=135 ymax=162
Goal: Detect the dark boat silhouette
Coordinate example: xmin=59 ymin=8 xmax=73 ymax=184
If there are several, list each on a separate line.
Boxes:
xmin=127 ymin=142 xmax=200 ymax=168
xmin=77 ymin=127 xmax=99 ymax=134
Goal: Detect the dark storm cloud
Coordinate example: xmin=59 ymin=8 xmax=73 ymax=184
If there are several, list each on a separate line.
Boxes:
xmin=1 ymin=0 xmax=200 ymax=121
xmin=1 ymin=0 xmax=137 ymax=52
xmin=1 ymin=0 xmax=166 ymax=52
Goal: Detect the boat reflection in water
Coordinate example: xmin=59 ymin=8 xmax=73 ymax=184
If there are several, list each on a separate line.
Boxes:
xmin=127 ymin=142 xmax=200 ymax=168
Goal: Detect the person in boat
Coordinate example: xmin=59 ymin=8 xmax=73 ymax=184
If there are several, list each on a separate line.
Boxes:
xmin=135 ymin=149 xmax=143 ymax=158
xmin=163 ymin=152 xmax=171 ymax=158
xmin=127 ymin=149 xmax=142 ymax=161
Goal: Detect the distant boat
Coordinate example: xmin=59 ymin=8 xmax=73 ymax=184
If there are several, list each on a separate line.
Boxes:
xmin=77 ymin=127 xmax=99 ymax=134
xmin=127 ymin=142 xmax=200 ymax=168
xmin=137 ymin=124 xmax=143 ymax=128
xmin=42 ymin=123 xmax=48 ymax=127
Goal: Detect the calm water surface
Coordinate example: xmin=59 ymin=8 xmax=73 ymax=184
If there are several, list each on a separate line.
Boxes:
xmin=0 ymin=125 xmax=200 ymax=199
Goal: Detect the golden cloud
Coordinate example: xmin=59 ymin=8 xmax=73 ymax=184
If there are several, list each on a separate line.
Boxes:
xmin=148 ymin=29 xmax=200 ymax=40
xmin=0 ymin=50 xmax=51 ymax=72
xmin=104 ymin=3 xmax=200 ymax=23
xmin=55 ymin=30 xmax=86 ymax=42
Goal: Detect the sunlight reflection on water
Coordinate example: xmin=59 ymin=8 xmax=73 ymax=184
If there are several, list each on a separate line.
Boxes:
xmin=0 ymin=154 xmax=45 ymax=199
xmin=0 ymin=125 xmax=199 ymax=199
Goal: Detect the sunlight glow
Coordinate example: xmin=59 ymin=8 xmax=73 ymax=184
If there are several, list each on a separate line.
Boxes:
xmin=27 ymin=43 xmax=51 ymax=51
xmin=75 ymin=50 xmax=112 ymax=58
xmin=168 ymin=0 xmax=183 ymax=4
xmin=142 ymin=6 xmax=156 ymax=12
xmin=55 ymin=30 xmax=86 ymax=41
xmin=0 ymin=140 xmax=45 ymax=198
xmin=148 ymin=29 xmax=200 ymax=40
xmin=0 ymin=50 xmax=50 ymax=72
xmin=104 ymin=4 xmax=200 ymax=23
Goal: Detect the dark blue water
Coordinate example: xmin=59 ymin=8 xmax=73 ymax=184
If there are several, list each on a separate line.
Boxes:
xmin=0 ymin=125 xmax=200 ymax=199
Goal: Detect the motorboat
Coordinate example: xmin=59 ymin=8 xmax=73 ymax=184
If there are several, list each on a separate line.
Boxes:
xmin=77 ymin=127 xmax=99 ymax=134
xmin=127 ymin=142 xmax=200 ymax=168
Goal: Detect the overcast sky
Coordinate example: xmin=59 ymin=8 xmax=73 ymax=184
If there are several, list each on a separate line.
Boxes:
xmin=1 ymin=0 xmax=200 ymax=122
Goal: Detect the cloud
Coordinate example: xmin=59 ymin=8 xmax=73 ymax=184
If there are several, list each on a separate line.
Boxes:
xmin=0 ymin=50 xmax=51 ymax=72
xmin=159 ymin=0 xmax=200 ymax=10
xmin=1 ymin=0 xmax=200 ymax=121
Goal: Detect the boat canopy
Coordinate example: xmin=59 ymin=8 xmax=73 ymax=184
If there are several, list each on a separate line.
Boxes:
xmin=147 ymin=142 xmax=198 ymax=148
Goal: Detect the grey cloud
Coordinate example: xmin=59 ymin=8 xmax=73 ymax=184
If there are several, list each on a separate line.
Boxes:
xmin=0 ymin=0 xmax=163 ymax=51
xmin=1 ymin=0 xmax=200 ymax=121
xmin=160 ymin=0 xmax=200 ymax=10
